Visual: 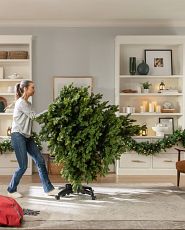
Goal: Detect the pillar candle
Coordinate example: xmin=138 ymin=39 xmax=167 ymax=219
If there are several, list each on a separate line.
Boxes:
xmin=140 ymin=105 xmax=144 ymax=113
xmin=142 ymin=101 xmax=148 ymax=112
xmin=152 ymin=102 xmax=157 ymax=112
xmin=156 ymin=105 xmax=161 ymax=113
xmin=149 ymin=103 xmax=154 ymax=112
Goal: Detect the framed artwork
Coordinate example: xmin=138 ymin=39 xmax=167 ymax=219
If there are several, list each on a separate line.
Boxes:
xmin=159 ymin=117 xmax=174 ymax=135
xmin=53 ymin=76 xmax=93 ymax=99
xmin=145 ymin=49 xmax=173 ymax=76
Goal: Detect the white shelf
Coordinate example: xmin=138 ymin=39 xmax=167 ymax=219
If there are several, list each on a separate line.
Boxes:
xmin=120 ymin=75 xmax=183 ymax=79
xmin=0 ymin=77 xmax=30 ymax=83
xmin=0 ymin=59 xmax=29 ymax=63
xmin=0 ymin=113 xmax=13 ymax=116
xmin=120 ymin=93 xmax=183 ymax=96
xmin=0 ymin=79 xmax=27 ymax=82
xmin=0 ymin=136 xmax=11 ymax=139
xmin=132 ymin=136 xmax=163 ymax=139
xmin=0 ymin=93 xmax=14 ymax=96
xmin=120 ymin=112 xmax=183 ymax=116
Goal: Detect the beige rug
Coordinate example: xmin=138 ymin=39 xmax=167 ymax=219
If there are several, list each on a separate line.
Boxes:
xmin=1 ymin=183 xmax=185 ymax=229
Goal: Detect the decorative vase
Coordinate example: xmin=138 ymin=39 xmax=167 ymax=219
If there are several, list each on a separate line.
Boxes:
xmin=129 ymin=57 xmax=136 ymax=75
xmin=137 ymin=60 xmax=149 ymax=75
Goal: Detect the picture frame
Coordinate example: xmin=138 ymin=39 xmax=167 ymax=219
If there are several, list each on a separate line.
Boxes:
xmin=53 ymin=76 xmax=93 ymax=99
xmin=159 ymin=117 xmax=174 ymax=135
xmin=145 ymin=49 xmax=173 ymax=76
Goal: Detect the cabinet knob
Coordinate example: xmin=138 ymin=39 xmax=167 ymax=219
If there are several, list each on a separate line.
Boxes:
xmin=131 ymin=160 xmax=145 ymax=163
xmin=10 ymin=160 xmax=17 ymax=163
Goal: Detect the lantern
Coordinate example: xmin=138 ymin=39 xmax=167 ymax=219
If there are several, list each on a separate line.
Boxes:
xmin=159 ymin=81 xmax=165 ymax=91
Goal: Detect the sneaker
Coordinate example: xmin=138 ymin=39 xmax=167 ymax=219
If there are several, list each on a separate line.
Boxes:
xmin=46 ymin=188 xmax=60 ymax=196
xmin=7 ymin=191 xmax=23 ymax=199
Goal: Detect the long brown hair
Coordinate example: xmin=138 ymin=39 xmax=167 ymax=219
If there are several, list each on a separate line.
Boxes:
xmin=15 ymin=80 xmax=33 ymax=99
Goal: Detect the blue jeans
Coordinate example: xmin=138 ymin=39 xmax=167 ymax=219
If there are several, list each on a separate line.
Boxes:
xmin=7 ymin=132 xmax=54 ymax=193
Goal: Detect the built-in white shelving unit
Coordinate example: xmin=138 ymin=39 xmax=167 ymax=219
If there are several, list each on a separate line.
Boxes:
xmin=0 ymin=35 xmax=32 ymax=175
xmin=115 ymin=35 xmax=185 ymax=175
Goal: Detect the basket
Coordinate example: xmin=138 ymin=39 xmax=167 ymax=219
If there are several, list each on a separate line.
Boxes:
xmin=0 ymin=51 xmax=8 ymax=59
xmin=161 ymin=108 xmax=175 ymax=113
xmin=8 ymin=51 xmax=28 ymax=59
xmin=48 ymin=160 xmax=63 ymax=175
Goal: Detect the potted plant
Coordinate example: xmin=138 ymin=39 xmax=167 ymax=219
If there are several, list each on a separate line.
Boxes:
xmin=35 ymin=84 xmax=141 ymax=194
xmin=141 ymin=81 xmax=152 ymax=93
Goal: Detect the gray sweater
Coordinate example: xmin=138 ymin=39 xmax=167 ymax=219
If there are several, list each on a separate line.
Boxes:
xmin=12 ymin=97 xmax=36 ymax=138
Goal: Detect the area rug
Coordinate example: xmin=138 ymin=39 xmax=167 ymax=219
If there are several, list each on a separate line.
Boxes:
xmin=1 ymin=183 xmax=185 ymax=229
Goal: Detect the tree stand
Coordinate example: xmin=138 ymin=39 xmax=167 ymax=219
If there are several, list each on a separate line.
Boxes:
xmin=55 ymin=183 xmax=96 ymax=200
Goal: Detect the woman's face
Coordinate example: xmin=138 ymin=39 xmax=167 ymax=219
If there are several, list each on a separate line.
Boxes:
xmin=25 ymin=82 xmax=35 ymax=97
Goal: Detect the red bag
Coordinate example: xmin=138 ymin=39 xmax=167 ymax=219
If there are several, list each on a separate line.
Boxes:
xmin=0 ymin=195 xmax=23 ymax=227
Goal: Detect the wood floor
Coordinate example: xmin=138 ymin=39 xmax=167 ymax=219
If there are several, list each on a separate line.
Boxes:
xmin=1 ymin=173 xmax=185 ymax=188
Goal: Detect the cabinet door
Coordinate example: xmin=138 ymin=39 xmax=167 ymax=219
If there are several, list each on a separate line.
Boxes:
xmin=0 ymin=152 xmax=31 ymax=168
xmin=0 ymin=152 xmax=18 ymax=168
xmin=119 ymin=152 xmax=151 ymax=168
xmin=152 ymin=147 xmax=180 ymax=169
xmin=119 ymin=137 xmax=151 ymax=169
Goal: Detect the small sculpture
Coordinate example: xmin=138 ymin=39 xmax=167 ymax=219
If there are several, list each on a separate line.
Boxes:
xmin=152 ymin=123 xmax=169 ymax=137
xmin=7 ymin=73 xmax=21 ymax=79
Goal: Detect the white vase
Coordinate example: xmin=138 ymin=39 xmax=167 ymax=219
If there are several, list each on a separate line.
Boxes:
xmin=143 ymin=89 xmax=149 ymax=93
xmin=136 ymin=85 xmax=141 ymax=93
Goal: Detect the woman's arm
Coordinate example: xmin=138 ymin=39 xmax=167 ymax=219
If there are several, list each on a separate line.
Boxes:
xmin=17 ymin=99 xmax=36 ymax=119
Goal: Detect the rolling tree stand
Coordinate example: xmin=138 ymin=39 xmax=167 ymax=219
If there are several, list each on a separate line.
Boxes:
xmin=55 ymin=183 xmax=96 ymax=200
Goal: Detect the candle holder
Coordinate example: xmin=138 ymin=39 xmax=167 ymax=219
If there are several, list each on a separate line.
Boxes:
xmin=140 ymin=123 xmax=148 ymax=136
xmin=159 ymin=81 xmax=165 ymax=91
xmin=7 ymin=127 xmax=11 ymax=136
xmin=141 ymin=128 xmax=148 ymax=136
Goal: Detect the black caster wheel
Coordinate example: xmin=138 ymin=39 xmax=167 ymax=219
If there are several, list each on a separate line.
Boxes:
xmin=61 ymin=194 xmax=66 ymax=197
xmin=92 ymin=196 xmax=96 ymax=200
xmin=55 ymin=195 xmax=60 ymax=200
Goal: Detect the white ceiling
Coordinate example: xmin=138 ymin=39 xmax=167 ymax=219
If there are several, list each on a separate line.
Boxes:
xmin=1 ymin=0 xmax=185 ymax=27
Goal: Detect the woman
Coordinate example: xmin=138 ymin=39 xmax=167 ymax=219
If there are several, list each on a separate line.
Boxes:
xmin=7 ymin=80 xmax=59 ymax=198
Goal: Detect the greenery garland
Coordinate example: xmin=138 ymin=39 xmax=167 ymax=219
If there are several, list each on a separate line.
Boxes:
xmin=0 ymin=139 xmax=13 ymax=154
xmin=124 ymin=129 xmax=185 ymax=156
